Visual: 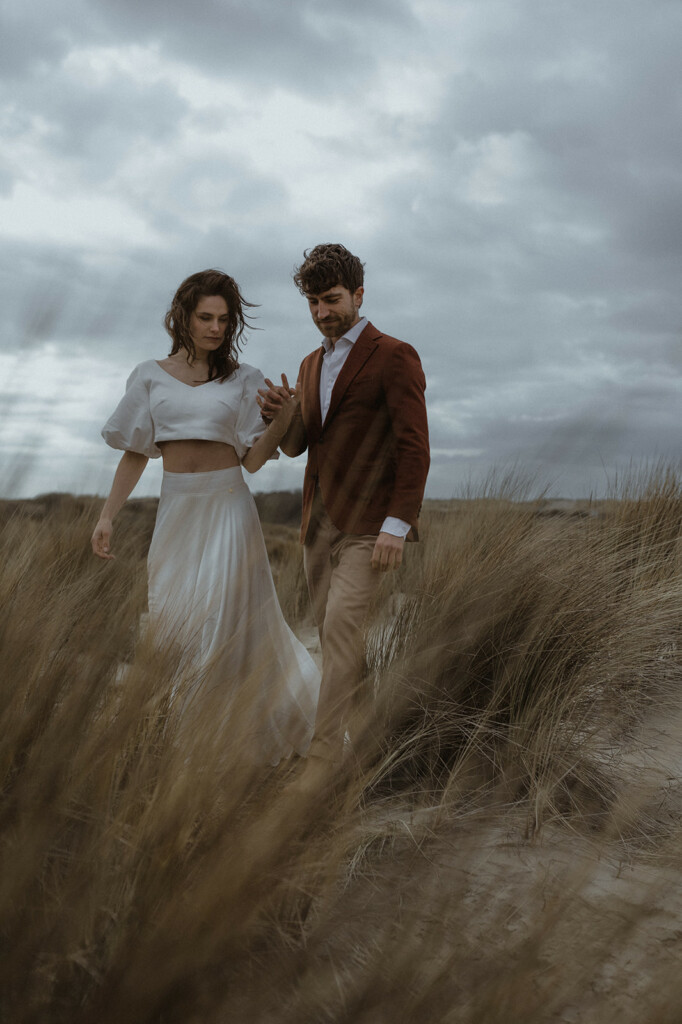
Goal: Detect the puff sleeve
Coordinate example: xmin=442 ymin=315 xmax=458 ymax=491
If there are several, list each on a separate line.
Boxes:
xmin=101 ymin=363 xmax=161 ymax=458
xmin=233 ymin=365 xmax=279 ymax=461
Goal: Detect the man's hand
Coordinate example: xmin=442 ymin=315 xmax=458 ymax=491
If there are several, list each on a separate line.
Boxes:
xmin=257 ymin=374 xmax=296 ymax=422
xmin=371 ymin=532 xmax=405 ymax=571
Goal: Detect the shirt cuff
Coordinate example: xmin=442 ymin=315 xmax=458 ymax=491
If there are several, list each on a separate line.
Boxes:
xmin=380 ymin=516 xmax=411 ymax=538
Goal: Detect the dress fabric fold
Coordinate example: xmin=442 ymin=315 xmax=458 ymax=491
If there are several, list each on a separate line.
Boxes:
xmin=147 ymin=465 xmax=319 ymax=764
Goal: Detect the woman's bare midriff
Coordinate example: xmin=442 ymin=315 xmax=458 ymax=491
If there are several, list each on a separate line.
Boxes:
xmin=158 ymin=439 xmax=241 ymax=473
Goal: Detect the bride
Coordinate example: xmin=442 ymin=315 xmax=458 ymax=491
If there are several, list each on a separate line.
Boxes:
xmin=91 ymin=269 xmax=319 ymax=764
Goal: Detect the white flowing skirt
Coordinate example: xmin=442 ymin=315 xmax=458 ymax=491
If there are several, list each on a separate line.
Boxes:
xmin=147 ymin=466 xmax=319 ymax=764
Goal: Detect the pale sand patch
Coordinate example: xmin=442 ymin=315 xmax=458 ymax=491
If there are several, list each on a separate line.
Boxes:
xmin=294 ymin=580 xmax=682 ymax=1019
xmin=344 ymin=699 xmax=682 ymax=1021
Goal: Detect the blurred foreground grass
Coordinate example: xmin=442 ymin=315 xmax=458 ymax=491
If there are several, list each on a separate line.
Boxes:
xmin=1 ymin=473 xmax=682 ymax=1022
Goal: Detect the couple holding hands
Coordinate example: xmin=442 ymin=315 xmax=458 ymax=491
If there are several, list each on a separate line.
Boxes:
xmin=92 ymin=243 xmax=430 ymax=768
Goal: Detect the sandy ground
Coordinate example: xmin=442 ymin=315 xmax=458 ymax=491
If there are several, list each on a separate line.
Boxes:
xmin=401 ymin=702 xmax=682 ymax=1018
xmin=294 ymin=615 xmax=682 ymax=1019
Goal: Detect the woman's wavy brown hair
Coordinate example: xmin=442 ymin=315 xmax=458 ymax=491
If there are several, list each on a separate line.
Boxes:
xmin=293 ymin=243 xmax=364 ymax=296
xmin=164 ymin=269 xmax=257 ymax=381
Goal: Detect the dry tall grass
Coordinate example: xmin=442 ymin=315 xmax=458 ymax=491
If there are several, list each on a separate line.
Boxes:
xmin=2 ymin=472 xmax=682 ymax=1022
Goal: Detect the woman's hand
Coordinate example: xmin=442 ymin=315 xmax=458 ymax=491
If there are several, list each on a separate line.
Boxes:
xmin=265 ymin=374 xmax=300 ymax=433
xmin=91 ymin=517 xmax=115 ymax=560
xmin=91 ymin=451 xmax=148 ymax=557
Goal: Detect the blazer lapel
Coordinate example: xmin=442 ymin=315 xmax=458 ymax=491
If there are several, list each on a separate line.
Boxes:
xmin=324 ymin=322 xmax=381 ymax=425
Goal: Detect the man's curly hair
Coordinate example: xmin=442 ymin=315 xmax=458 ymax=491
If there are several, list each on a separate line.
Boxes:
xmin=293 ymin=243 xmax=364 ymax=296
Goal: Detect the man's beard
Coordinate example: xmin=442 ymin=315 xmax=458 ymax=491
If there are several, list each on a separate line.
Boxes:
xmin=315 ymin=307 xmax=358 ymax=339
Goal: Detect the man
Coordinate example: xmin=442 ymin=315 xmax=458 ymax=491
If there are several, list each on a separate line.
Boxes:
xmin=261 ymin=243 xmax=430 ymax=764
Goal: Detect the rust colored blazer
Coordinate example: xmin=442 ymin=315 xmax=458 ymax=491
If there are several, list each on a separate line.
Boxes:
xmin=288 ymin=321 xmax=430 ymax=543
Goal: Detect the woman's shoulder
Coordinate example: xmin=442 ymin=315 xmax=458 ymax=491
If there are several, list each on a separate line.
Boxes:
xmin=234 ymin=361 xmax=264 ymax=378
xmin=231 ymin=362 xmax=265 ymax=387
xmin=126 ymin=359 xmax=159 ymax=384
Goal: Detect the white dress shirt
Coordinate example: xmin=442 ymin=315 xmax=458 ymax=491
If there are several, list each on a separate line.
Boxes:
xmin=319 ymin=317 xmax=410 ymax=540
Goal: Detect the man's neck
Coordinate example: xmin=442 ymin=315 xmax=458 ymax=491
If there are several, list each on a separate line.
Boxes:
xmin=325 ymin=315 xmax=364 ymax=349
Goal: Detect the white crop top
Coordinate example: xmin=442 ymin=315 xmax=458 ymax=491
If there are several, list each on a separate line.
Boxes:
xmin=101 ymin=359 xmax=276 ymax=460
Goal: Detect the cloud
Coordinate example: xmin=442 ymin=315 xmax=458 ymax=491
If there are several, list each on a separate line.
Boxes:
xmin=1 ymin=0 xmax=681 ymax=499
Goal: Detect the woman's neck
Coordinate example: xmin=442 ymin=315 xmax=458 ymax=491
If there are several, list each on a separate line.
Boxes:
xmin=174 ymin=350 xmax=210 ymax=369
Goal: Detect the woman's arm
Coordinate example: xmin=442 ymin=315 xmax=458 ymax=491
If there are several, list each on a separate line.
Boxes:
xmin=91 ymin=450 xmax=149 ymax=560
xmin=242 ymin=385 xmax=300 ymax=474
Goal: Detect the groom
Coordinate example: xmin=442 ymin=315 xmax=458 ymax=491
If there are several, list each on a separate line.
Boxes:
xmin=261 ymin=243 xmax=430 ymax=764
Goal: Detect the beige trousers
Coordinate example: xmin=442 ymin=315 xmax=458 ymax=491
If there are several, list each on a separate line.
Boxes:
xmin=303 ymin=497 xmax=383 ymax=763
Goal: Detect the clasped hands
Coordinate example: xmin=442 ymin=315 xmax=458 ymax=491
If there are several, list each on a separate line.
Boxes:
xmin=257 ymin=373 xmax=298 ymax=424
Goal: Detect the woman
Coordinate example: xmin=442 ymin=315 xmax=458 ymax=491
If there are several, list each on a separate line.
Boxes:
xmin=91 ymin=269 xmax=319 ymax=764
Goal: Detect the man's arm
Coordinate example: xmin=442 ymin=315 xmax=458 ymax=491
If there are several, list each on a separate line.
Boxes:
xmin=279 ymin=404 xmax=307 ymax=457
xmin=382 ymin=341 xmax=430 ymax=524
xmin=370 ymin=342 xmax=429 ymax=571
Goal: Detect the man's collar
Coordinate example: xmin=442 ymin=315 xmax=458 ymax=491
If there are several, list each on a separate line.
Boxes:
xmin=321 ymin=316 xmax=368 ymax=353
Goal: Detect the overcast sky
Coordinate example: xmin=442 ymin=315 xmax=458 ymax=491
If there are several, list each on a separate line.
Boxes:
xmin=1 ymin=0 xmax=681 ymax=500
